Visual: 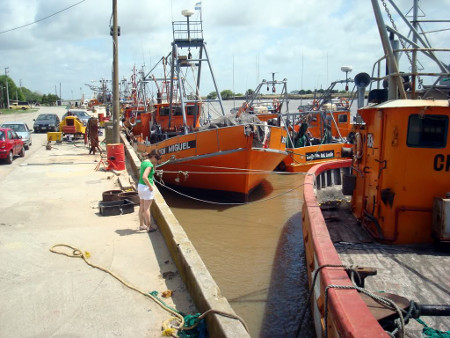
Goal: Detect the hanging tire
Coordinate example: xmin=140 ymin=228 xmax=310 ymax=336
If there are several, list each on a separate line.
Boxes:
xmin=6 ymin=151 xmax=13 ymax=164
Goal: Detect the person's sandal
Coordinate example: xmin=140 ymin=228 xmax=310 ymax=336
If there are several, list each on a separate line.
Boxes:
xmin=147 ymin=227 xmax=157 ymax=233
xmin=138 ymin=226 xmax=148 ymax=231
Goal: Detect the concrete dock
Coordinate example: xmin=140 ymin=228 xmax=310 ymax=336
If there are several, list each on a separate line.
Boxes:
xmin=0 ymin=107 xmax=195 ymax=337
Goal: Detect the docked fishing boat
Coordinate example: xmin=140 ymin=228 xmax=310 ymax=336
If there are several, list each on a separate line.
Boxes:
xmin=300 ymin=1 xmax=450 ymax=337
xmin=232 ymin=73 xmax=288 ymax=123
xmin=279 ymin=75 xmax=364 ymax=172
xmin=130 ymin=11 xmax=287 ymax=201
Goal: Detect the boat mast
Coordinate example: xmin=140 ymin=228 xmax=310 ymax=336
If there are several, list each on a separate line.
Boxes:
xmin=169 ymin=9 xmax=225 ymax=134
xmin=411 ymin=0 xmax=419 ymax=98
xmin=371 ymin=0 xmax=407 ymax=100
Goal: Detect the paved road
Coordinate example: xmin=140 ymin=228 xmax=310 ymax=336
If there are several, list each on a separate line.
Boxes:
xmin=0 ymin=109 xmax=194 ymax=337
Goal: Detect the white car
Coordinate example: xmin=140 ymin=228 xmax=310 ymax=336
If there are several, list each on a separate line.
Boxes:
xmin=1 ymin=122 xmax=32 ymax=150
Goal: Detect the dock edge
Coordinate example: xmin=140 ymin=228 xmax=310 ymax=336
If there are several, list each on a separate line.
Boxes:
xmin=121 ymin=134 xmax=250 ymax=338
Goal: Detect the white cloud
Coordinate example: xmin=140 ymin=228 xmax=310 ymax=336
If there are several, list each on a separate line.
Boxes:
xmin=0 ymin=0 xmax=448 ymax=99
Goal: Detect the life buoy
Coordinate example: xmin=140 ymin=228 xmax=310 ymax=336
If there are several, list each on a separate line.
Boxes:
xmin=352 ymin=132 xmax=363 ymax=165
xmin=236 ymin=102 xmax=249 ymax=118
xmin=272 ymin=99 xmax=280 ymax=113
xmin=311 ymin=99 xmax=320 ymax=111
xmin=128 ymin=115 xmax=137 ymax=127
xmin=340 ymin=97 xmax=350 ymax=109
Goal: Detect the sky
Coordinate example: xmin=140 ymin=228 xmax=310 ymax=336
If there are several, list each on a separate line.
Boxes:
xmin=0 ymin=0 xmax=448 ymax=100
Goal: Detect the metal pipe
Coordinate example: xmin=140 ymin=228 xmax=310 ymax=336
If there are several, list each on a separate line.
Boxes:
xmin=411 ymin=0 xmax=419 ymax=98
xmin=112 ymin=0 xmax=120 ymax=143
xmin=371 ymin=0 xmax=406 ymax=100
xmin=389 ymin=206 xmax=432 ymax=242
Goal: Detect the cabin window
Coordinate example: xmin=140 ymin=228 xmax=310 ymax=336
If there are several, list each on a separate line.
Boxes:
xmin=407 ymin=114 xmax=448 ymax=148
xmin=160 ymin=107 xmax=170 ymax=116
xmin=187 ymin=106 xmax=198 ymax=116
xmin=338 ymin=114 xmax=348 ymax=123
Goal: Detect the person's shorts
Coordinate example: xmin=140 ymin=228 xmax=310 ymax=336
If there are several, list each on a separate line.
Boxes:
xmin=138 ymin=183 xmax=154 ymax=200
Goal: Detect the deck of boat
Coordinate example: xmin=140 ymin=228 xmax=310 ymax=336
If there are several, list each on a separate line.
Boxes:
xmin=316 ymin=187 xmax=450 ymax=336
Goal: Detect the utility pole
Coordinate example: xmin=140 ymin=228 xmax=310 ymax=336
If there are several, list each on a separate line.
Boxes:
xmin=4 ymin=67 xmax=10 ymax=109
xmin=112 ymin=0 xmax=120 ymax=143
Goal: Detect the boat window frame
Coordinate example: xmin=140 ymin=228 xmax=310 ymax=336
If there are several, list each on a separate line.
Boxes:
xmin=406 ymin=113 xmax=448 ymax=149
xmin=338 ymin=114 xmax=348 ymax=123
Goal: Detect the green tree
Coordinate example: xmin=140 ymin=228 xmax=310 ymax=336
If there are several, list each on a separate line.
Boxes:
xmin=0 ymin=75 xmax=25 ymax=107
xmin=220 ymin=89 xmax=234 ymax=99
xmin=207 ymin=91 xmax=217 ymax=100
xmin=21 ymin=87 xmax=42 ymax=103
xmin=245 ymin=89 xmax=254 ymax=96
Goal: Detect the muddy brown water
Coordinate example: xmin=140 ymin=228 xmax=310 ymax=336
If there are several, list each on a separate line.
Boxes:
xmin=159 ymin=173 xmax=314 ymax=337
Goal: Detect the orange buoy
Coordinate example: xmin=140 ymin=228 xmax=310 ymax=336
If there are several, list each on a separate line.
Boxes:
xmin=106 ymin=143 xmax=126 ymax=171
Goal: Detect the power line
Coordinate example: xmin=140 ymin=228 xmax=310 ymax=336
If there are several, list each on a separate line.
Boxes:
xmin=0 ymin=0 xmax=87 ymax=35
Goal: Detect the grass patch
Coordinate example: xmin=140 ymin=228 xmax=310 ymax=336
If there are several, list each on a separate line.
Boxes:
xmin=0 ymin=108 xmax=38 ymax=115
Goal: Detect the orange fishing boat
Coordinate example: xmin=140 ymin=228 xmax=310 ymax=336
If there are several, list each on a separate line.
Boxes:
xmin=300 ymin=1 xmax=450 ymax=336
xmin=127 ymin=11 xmax=287 ymax=200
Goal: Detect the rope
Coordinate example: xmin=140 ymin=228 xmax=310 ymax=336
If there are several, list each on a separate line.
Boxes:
xmin=295 ymin=264 xmax=405 ymax=338
xmin=49 ymin=244 xmax=185 ymax=329
xmin=158 ymin=162 xmax=307 ymax=175
xmin=156 ymin=169 xmax=307 ymax=176
xmin=49 ymin=244 xmax=249 ymax=335
xmin=155 ymin=178 xmax=305 ymax=206
xmin=324 ymin=285 xmax=405 ymax=338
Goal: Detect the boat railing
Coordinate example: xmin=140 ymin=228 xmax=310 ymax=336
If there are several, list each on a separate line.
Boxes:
xmin=172 ymin=20 xmax=204 ymax=44
xmin=302 ymin=159 xmax=386 ymax=337
xmin=369 ymin=48 xmax=450 ymax=96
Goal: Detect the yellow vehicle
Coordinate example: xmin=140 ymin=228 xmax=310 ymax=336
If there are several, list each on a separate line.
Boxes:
xmin=10 ymin=101 xmax=30 ymax=110
xmin=59 ymin=115 xmax=86 ymax=137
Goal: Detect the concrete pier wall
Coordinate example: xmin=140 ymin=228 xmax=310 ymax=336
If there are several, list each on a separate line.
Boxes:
xmin=121 ymin=134 xmax=249 ymax=338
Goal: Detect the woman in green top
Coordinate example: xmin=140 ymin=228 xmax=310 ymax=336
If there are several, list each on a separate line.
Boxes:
xmin=138 ymin=150 xmax=161 ymax=232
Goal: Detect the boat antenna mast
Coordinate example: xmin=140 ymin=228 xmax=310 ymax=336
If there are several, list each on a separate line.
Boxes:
xmin=371 ymin=0 xmax=450 ymax=99
xmin=169 ymin=9 xmax=225 ymax=134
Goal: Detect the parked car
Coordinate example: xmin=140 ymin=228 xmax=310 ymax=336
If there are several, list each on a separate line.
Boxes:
xmin=1 ymin=122 xmax=32 ymax=150
xmin=33 ymin=114 xmax=60 ymax=132
xmin=62 ymin=110 xmax=91 ymax=126
xmin=0 ymin=128 xmax=25 ymax=164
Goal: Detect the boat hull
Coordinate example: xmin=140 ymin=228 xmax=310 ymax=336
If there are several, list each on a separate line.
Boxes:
xmin=302 ymin=160 xmax=387 ymax=337
xmin=282 ymin=143 xmax=351 ymax=172
xmin=137 ymin=125 xmax=287 ymax=199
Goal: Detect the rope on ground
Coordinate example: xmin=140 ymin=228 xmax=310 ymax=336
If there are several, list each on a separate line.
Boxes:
xmin=155 ymin=178 xmax=305 ymax=206
xmin=49 ymin=244 xmax=185 ymax=329
xmin=415 ymin=317 xmax=450 ymax=338
xmin=49 ymin=244 xmax=249 ymax=336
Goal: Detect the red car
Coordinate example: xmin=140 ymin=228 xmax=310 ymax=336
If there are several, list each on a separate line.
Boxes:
xmin=0 ymin=128 xmax=25 ymax=164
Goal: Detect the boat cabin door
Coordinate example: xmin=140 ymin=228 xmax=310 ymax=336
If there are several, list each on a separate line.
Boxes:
xmin=360 ymin=109 xmax=386 ymax=234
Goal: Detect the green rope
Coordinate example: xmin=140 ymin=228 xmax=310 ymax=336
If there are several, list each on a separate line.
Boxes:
xmin=415 ymin=318 xmax=450 ymax=338
xmin=150 ymin=291 xmax=207 ymax=337
xmin=149 ymin=291 xmax=183 ymax=316
xmin=179 ymin=313 xmax=206 ymax=338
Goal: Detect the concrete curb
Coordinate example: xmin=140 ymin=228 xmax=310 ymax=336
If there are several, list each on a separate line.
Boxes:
xmin=121 ymin=134 xmax=249 ymax=338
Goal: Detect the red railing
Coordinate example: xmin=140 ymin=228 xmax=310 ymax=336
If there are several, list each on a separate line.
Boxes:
xmin=302 ymin=159 xmax=387 ymax=337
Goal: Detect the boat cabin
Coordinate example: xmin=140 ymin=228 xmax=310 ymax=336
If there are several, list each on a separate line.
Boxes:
xmin=297 ymin=110 xmax=352 ymax=140
xmin=126 ymin=102 xmax=201 ymax=141
xmin=350 ymin=100 xmax=450 ymax=244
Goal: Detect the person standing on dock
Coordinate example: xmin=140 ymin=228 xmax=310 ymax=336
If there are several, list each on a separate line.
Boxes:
xmin=138 ymin=150 xmax=161 ymax=232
